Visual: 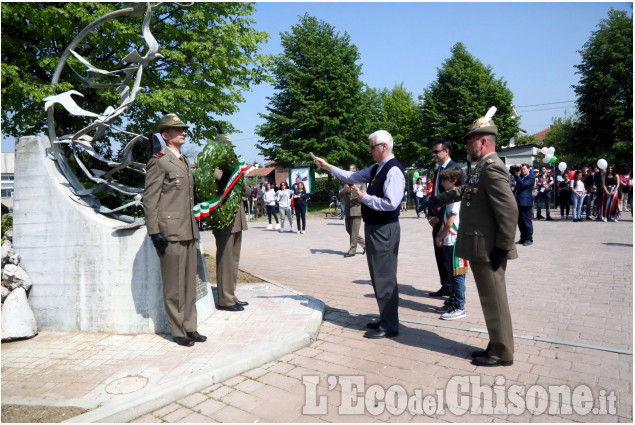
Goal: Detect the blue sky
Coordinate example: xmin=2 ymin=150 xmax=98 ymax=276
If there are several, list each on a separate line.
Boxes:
xmin=2 ymin=2 xmax=631 ymax=165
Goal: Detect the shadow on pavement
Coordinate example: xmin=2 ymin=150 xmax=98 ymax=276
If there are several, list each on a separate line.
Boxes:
xmin=322 ymin=309 xmax=478 ymax=359
xmin=310 ymin=248 xmax=347 ymax=256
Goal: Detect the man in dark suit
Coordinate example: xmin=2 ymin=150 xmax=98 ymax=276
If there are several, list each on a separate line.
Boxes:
xmin=514 ymin=164 xmax=534 ymax=246
xmin=424 ymin=110 xmax=518 ymax=367
xmin=426 ymin=140 xmax=464 ymax=298
xmin=144 ymin=114 xmax=206 ymax=347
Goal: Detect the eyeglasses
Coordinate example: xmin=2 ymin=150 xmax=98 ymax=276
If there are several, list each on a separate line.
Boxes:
xmin=369 ymin=143 xmax=385 ymax=150
xmin=431 ymin=149 xmax=446 ymax=154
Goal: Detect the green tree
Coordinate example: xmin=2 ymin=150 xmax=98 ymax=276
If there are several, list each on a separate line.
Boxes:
xmin=369 ymin=83 xmax=428 ymax=168
xmin=256 ymin=14 xmax=371 ymax=169
xmin=1 ymin=2 xmax=271 ymax=147
xmin=572 ymin=9 xmax=633 ymax=167
xmin=515 ymin=134 xmax=541 ymax=146
xmin=420 ymin=42 xmax=520 ymax=162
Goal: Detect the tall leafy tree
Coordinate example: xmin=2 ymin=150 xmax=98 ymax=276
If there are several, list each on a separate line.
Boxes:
xmin=1 ymin=2 xmax=271 ymax=147
xmin=420 ymin=42 xmax=520 ymax=162
xmin=572 ymin=9 xmax=633 ymax=167
xmin=368 ymin=83 xmax=428 ymax=168
xmin=256 ymin=14 xmax=371 ymax=168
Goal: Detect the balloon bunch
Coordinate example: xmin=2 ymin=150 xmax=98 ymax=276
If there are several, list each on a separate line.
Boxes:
xmin=540 ymin=146 xmax=558 ymax=164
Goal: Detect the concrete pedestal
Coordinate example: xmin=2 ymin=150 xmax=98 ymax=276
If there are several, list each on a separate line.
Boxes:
xmin=12 ymin=135 xmax=214 ymax=334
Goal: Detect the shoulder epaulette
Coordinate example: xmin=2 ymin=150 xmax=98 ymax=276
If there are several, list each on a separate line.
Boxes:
xmin=486 ymin=158 xmax=495 ymax=164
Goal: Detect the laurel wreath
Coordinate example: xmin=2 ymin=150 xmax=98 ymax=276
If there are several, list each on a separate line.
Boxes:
xmin=193 ymin=140 xmax=243 ymax=230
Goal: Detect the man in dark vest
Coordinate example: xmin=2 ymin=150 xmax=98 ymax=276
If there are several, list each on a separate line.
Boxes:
xmin=313 ymin=130 xmax=405 ymax=338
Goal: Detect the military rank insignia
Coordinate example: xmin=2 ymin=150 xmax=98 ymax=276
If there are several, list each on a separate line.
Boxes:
xmin=155 ymin=152 xmax=164 ymax=157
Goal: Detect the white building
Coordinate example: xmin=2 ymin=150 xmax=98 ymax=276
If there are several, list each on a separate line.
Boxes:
xmin=1 ymin=152 xmax=15 ymax=210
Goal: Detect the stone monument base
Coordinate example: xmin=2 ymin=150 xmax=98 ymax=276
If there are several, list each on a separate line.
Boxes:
xmin=12 ymin=135 xmax=214 ymax=334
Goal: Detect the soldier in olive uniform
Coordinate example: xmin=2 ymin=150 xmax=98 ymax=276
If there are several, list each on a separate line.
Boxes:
xmin=339 ymin=165 xmax=366 ymax=257
xmin=144 ymin=114 xmax=206 ymax=347
xmin=423 ymin=109 xmax=518 ymax=366
xmin=212 ymin=134 xmax=252 ymax=312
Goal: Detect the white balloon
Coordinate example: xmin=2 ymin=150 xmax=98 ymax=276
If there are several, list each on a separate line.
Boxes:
xmin=558 ymin=162 xmax=567 ymax=172
xmin=542 ymin=156 xmax=551 ymax=163
xmin=597 ymin=159 xmax=608 ymax=170
xmin=548 ymin=147 xmax=555 ymax=155
xmin=540 ymin=147 xmax=549 ymax=155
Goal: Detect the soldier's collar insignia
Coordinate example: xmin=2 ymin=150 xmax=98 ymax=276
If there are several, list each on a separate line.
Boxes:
xmin=155 ymin=152 xmax=164 ymax=157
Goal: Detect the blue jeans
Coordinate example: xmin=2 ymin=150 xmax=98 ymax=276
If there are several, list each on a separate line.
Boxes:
xmin=340 ymin=202 xmax=345 ymax=219
xmin=415 ymin=196 xmax=425 ymax=216
xmin=443 ymin=245 xmax=465 ymax=310
xmin=582 ymin=193 xmax=592 ymax=218
xmin=536 ymin=191 xmax=551 ymax=217
xmin=571 ymin=191 xmax=584 ymax=219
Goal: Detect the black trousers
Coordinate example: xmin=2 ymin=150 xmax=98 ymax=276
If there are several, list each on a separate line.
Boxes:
xmin=365 ymin=221 xmax=400 ymax=332
xmin=517 ymin=205 xmax=533 ymax=242
xmin=432 ymin=224 xmax=451 ymax=290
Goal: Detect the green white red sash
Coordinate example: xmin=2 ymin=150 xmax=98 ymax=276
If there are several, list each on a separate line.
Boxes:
xmin=193 ymin=157 xmax=253 ymax=221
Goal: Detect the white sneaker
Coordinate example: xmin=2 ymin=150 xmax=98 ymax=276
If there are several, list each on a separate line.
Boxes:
xmin=275 ymin=224 xmax=281 ymax=230
xmin=266 ymin=224 xmax=272 ymax=230
xmin=297 ymin=230 xmax=301 ymax=234
xmin=441 ymin=309 xmax=466 ymax=320
xmin=301 ymin=230 xmax=305 ymax=234
xmin=290 ymin=227 xmax=294 ymax=232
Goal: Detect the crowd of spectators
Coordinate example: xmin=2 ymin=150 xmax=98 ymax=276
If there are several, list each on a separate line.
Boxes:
xmin=510 ymin=163 xmax=632 ymax=223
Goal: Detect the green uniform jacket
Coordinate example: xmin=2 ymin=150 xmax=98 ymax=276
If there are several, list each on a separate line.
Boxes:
xmin=143 ymin=149 xmax=200 ymax=241
xmin=435 ymin=152 xmax=518 ymax=262
xmin=213 ymin=184 xmax=252 ymax=235
xmin=339 ymin=185 xmax=364 ymax=217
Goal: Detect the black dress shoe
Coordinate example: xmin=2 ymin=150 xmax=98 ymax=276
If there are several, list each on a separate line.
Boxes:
xmin=515 ymin=239 xmax=525 ymax=244
xmin=471 ymin=355 xmax=513 ymax=367
xmin=366 ymin=321 xmax=380 ymax=329
xmin=429 ymin=287 xmax=450 ymax=297
xmin=174 ymin=336 xmax=195 ymax=347
xmin=186 ymin=331 xmax=207 ymax=342
xmin=218 ymin=304 xmax=244 ymax=311
xmin=236 ymin=300 xmax=249 ymax=306
xmin=363 ymin=328 xmax=399 ymax=339
xmin=471 ymin=349 xmax=488 ymax=358
xmin=344 ymin=252 xmax=355 ymax=258
xmin=361 ymin=248 xmax=366 ymax=255
xmin=522 ymin=240 xmax=533 ymax=246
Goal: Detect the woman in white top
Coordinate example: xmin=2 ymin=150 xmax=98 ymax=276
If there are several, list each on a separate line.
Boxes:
xmin=413 ymin=177 xmax=426 ymax=218
xmin=275 ymin=182 xmax=294 ymax=232
xmin=570 ymin=170 xmax=586 ymax=222
xmin=263 ymin=182 xmax=280 ymax=230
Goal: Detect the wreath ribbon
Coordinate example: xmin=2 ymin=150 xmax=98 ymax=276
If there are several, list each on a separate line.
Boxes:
xmin=193 ymin=156 xmax=253 ymax=221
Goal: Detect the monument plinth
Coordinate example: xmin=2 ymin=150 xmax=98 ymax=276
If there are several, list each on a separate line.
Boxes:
xmin=12 ymin=135 xmax=214 ymax=334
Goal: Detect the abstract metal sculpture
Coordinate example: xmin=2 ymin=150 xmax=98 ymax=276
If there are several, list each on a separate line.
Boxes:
xmin=44 ymin=2 xmax=192 ymax=228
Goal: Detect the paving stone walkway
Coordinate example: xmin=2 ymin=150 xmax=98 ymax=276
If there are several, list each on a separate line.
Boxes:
xmin=134 ymin=209 xmax=633 ymax=423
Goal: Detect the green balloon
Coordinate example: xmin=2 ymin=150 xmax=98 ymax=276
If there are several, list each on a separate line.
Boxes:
xmin=549 ymin=155 xmax=558 ymax=163
xmin=413 ymin=172 xmax=420 ymax=179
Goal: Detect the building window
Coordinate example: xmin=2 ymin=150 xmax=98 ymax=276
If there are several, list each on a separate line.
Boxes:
xmin=1 ymin=189 xmax=13 ymax=198
xmin=1 ymin=175 xmax=14 ymax=181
